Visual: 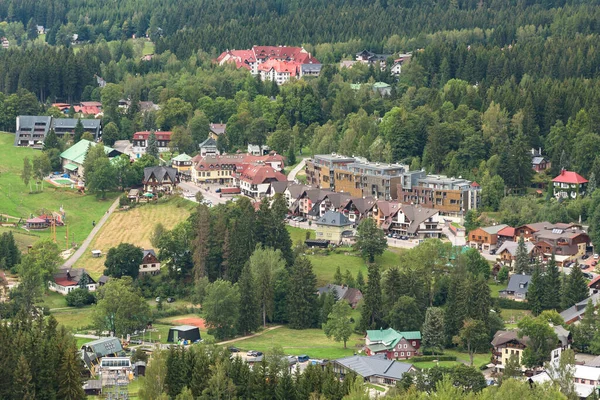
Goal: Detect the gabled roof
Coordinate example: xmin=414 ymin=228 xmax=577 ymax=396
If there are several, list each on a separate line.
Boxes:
xmin=496 ymin=240 xmax=535 ymax=257
xmin=143 ymin=166 xmax=177 ymax=184
xmin=286 ymin=184 xmax=310 ymax=200
xmin=209 ymin=123 xmax=226 ymax=135
xmin=366 ymin=328 xmax=421 ymax=350
xmin=480 ymin=224 xmax=508 ymax=235
xmin=60 ymin=139 xmax=117 ymax=164
xmin=334 ymin=355 xmax=412 ymax=381
xmin=402 ymin=205 xmax=439 ymax=234
xmin=560 ymin=292 xmax=600 ymax=323
xmin=317 ymin=211 xmax=352 ymax=227
xmin=324 ymin=192 xmax=353 ymax=209
xmin=142 ymin=249 xmax=157 ymax=259
xmin=269 ymin=181 xmax=289 ymax=194
xmin=552 ymin=170 xmax=588 ymax=184
xmin=199 ymin=137 xmax=218 ymax=148
xmin=376 ymin=201 xmax=401 ymax=217
xmin=238 ymin=164 xmax=287 ymax=185
xmin=501 ymin=274 xmax=532 ymax=295
xmin=81 ymin=337 xmax=123 ymax=357
xmin=532 ymin=156 xmax=546 ymax=165
xmin=172 ymin=153 xmax=192 ymax=162
xmin=351 ymin=197 xmax=377 ymax=214
xmin=491 ymin=330 xmax=530 ymax=347
xmin=53 ymin=268 xmax=96 ymax=287
xmin=497 ymin=226 xmax=515 ymax=237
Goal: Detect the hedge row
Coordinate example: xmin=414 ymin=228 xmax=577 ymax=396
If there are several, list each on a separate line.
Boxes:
xmin=411 ymin=355 xmax=457 ymax=362
xmin=495 ymin=298 xmax=531 ymax=310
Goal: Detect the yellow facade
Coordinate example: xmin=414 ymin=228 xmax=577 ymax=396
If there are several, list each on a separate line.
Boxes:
xmin=334 ymin=168 xmax=362 ymax=197
xmin=501 ymin=346 xmax=524 ymax=367
xmin=192 ymin=168 xmax=234 ymax=183
xmin=315 ymin=225 xmax=347 ymax=243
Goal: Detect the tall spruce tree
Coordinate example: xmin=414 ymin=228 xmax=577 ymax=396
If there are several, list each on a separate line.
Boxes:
xmin=237 ymin=263 xmax=260 ymax=335
xmin=543 ymin=253 xmax=561 ymax=310
xmin=563 ymin=265 xmax=589 ymax=309
xmin=422 ymin=307 xmax=446 ymax=354
xmin=57 ymin=346 xmax=85 ymax=400
xmin=43 ymin=129 xmax=60 ymax=150
xmin=147 ymin=131 xmax=159 ymax=159
xmin=527 ymin=258 xmax=545 ymax=316
xmin=287 ymin=257 xmax=318 ymax=329
xmin=514 ymin=235 xmax=530 ymax=274
xmin=73 ymin=118 xmax=84 ymax=143
xmin=227 ymin=198 xmax=256 ymax=282
xmin=359 ymin=264 xmax=383 ymax=331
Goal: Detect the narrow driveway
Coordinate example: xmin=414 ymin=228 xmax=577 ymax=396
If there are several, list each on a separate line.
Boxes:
xmin=217 ymin=325 xmax=282 ymax=345
xmin=178 ymin=181 xmax=228 ymax=205
xmin=288 ymin=158 xmax=308 ymax=181
xmin=61 ymin=197 xmax=120 ymax=269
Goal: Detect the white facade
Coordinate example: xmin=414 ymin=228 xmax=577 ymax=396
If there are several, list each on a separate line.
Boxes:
xmin=259 ymin=68 xmax=292 ymax=85
xmin=48 ymin=281 xmax=97 ymax=295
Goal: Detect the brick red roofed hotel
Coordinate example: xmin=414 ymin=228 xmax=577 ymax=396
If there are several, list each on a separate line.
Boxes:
xmin=234 ymin=164 xmax=287 ymax=199
xmin=216 ymin=45 xmax=320 ymax=84
xmin=552 ymin=169 xmax=588 ymax=199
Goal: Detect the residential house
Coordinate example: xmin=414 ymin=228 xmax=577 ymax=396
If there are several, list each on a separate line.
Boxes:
xmin=355 ymin=50 xmax=392 ymax=67
xmin=132 ymin=131 xmax=172 ymax=157
xmin=497 ymin=226 xmax=515 ymax=246
xmin=209 ymin=123 xmax=226 ymax=140
xmin=560 ymin=292 xmax=600 ymax=324
xmin=235 ymin=164 xmax=287 ymax=198
xmin=531 ymin=148 xmax=551 ymax=173
xmin=498 ymin=274 xmax=532 ymax=301
xmin=468 ymin=224 xmax=508 ymax=252
xmin=373 ymin=82 xmax=392 ymax=96
xmin=247 ymin=144 xmax=271 ymax=156
xmin=199 ymin=137 xmax=219 ymax=156
xmin=530 ymin=366 xmax=600 ymax=399
xmin=341 ymin=196 xmax=377 ymax=223
xmin=588 ymin=275 xmax=600 ymax=291
xmin=531 ymin=224 xmax=590 ymax=260
xmin=553 ymin=169 xmax=588 ymax=199
xmin=73 ymin=102 xmax=102 ymax=116
xmin=142 ymin=166 xmax=178 ymax=193
xmin=266 ymin=181 xmax=291 ymax=198
xmin=496 ymin=241 xmax=535 ymax=266
xmin=390 ymin=54 xmax=412 ymax=76
xmin=139 ymin=249 xmax=160 ymax=276
xmin=60 ymin=139 xmax=122 ymax=179
xmin=52 ymin=118 xmax=102 ymax=140
xmin=300 ymin=63 xmax=322 ymax=78
xmin=317 ymin=284 xmax=363 ymax=308
xmin=127 ymin=189 xmax=140 ymax=203
xmin=372 ymin=200 xmax=402 ymax=228
xmin=398 ymin=174 xmax=481 ymax=216
xmin=315 ymin=211 xmax=353 ymax=243
xmin=49 ymin=268 xmax=97 ymax=294
xmin=317 ymin=192 xmax=353 ymax=219
xmin=380 ymin=204 xmax=442 ymax=239
xmin=332 ymin=355 xmax=414 ymax=386
xmin=491 ymin=326 xmax=570 ymax=372
xmin=171 ymin=153 xmax=193 ymax=180
xmin=258 ymin=59 xmax=301 ymax=84
xmin=112 ymin=140 xmax=135 ymax=159
xmin=365 ymin=328 xmax=422 ymax=360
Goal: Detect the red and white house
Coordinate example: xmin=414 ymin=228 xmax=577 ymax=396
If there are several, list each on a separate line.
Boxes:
xmin=365 ymin=328 xmax=422 ymax=360
xmin=49 ymin=268 xmax=97 ymax=295
xmin=234 ymin=164 xmax=287 ymax=199
xmin=133 ymin=131 xmax=173 ymax=157
xmin=552 ymin=169 xmax=588 ymax=199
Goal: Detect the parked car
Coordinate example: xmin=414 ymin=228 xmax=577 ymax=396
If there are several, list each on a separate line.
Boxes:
xmin=595 ymin=254 xmax=599 ymax=259
xmin=228 ymin=347 xmax=240 ymax=353
xmin=583 ymin=272 xmax=594 ymax=279
xmin=400 ymin=236 xmax=409 ymax=240
xmin=387 ymin=233 xmax=393 ymax=238
xmin=167 ymin=297 xmax=175 ymax=303
xmin=297 ymin=354 xmax=310 ymax=363
xmin=489 ymin=249 xmax=496 ymax=255
xmin=582 ymin=254 xmax=590 ymax=260
xmin=579 ymin=264 xmax=588 ymax=269
xmin=215 ymin=188 xmax=221 ymax=193
xmin=593 ymin=261 xmax=598 ymax=267
xmin=129 ymin=339 xmax=143 ymax=345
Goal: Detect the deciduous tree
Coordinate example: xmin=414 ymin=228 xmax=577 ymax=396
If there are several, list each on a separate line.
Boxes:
xmin=323 ymin=300 xmax=353 ymax=348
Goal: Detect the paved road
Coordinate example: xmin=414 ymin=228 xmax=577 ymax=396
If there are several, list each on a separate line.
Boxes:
xmin=178 ymin=181 xmax=229 ymax=205
xmin=287 ymin=158 xmax=308 ymax=181
xmin=61 ymin=197 xmax=120 ymax=269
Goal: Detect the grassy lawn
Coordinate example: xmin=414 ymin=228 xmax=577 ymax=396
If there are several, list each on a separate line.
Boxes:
xmin=142 ymin=41 xmax=155 ymax=55
xmin=412 ymin=360 xmax=463 ymax=369
xmin=74 ymin=199 xmax=195 ymax=279
xmin=233 ymin=327 xmax=363 ymax=359
xmin=51 ymin=306 xmax=95 ymax=331
xmin=76 ymin=337 xmax=94 ymax=348
xmin=443 ymin=349 xmax=491 ymax=367
xmin=307 ymin=249 xmax=401 ymax=286
xmin=489 ymin=281 xmax=504 ymax=298
xmin=500 ymin=309 xmax=531 ymax=326
xmin=365 ymin=383 xmax=386 ymax=392
xmin=0 ymin=132 xmax=118 ymax=251
xmin=287 ymin=225 xmax=314 ymax=243
xmin=37 ymin=291 xmax=68 ymax=309
xmin=0 ymin=226 xmax=40 ymax=250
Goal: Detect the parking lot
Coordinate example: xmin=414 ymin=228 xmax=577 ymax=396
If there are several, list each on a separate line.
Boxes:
xmin=229 ymin=349 xmax=326 ymax=373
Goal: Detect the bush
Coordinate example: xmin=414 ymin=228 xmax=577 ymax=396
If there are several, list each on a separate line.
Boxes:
xmin=411 ymin=355 xmax=457 ymax=362
xmin=65 ymin=288 xmax=96 ymax=307
xmin=420 ymin=349 xmax=446 ymax=356
xmin=495 ymin=298 xmax=531 ymax=310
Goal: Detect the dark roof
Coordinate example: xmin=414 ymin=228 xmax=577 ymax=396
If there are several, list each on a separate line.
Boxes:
xmin=98 ymin=275 xmax=110 ymax=284
xmin=143 ymin=249 xmax=157 ymax=259
xmin=402 ymin=205 xmax=439 ymax=234
xmin=287 ymin=184 xmax=309 ymax=199
xmin=17 ymin=115 xmax=52 ymax=129
xmin=317 ymin=284 xmax=363 ymax=304
xmin=500 ymin=274 xmax=533 ymax=296
xmin=81 ymin=337 xmax=123 ymax=357
xmin=491 ymin=330 xmax=529 ymax=347
xmin=199 ymin=137 xmax=218 ymax=148
xmin=351 ymin=197 xmax=377 ymax=214
xmin=53 ymin=268 xmax=96 ymax=286
xmin=170 ymin=325 xmax=199 ymax=332
xmin=83 ymin=380 xmax=102 ymax=390
xmin=334 ymin=355 xmax=412 ymax=380
xmin=325 ymin=192 xmax=353 ymax=209
xmin=316 ymin=211 xmax=352 ymax=227
xmin=53 ymin=118 xmax=101 ymax=130
xmin=143 ymin=166 xmax=177 ymax=184
xmin=560 ymin=292 xmax=600 ymax=323
xmin=269 ymin=181 xmax=289 ymax=194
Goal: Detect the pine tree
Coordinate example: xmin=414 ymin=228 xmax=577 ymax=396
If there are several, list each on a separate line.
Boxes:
xmin=359 ymin=264 xmax=383 ymax=331
xmin=43 ymin=129 xmax=60 ymax=150
xmin=422 ymin=307 xmax=445 ymax=355
xmin=276 ymin=368 xmax=297 ymax=400
xmin=147 ymin=131 xmax=159 ymax=159
xmin=73 ymin=118 xmax=84 ymax=143
xmin=589 ymin=172 xmax=597 ymax=195
xmin=287 ymin=257 xmax=318 ymax=329
xmin=527 ymin=258 xmax=545 ymax=316
xmin=514 ymin=235 xmax=530 ymax=274
xmin=57 ymin=346 xmax=85 ymax=400
xmin=189 ymin=347 xmax=210 ymax=397
xmin=21 ymin=156 xmax=32 ymax=192
xmin=356 ymin=270 xmax=365 ymax=292
xmin=14 ymin=354 xmax=34 ymax=400
xmin=543 ymin=253 xmax=561 ymax=310
xmin=564 ymin=265 xmax=589 ymax=309
xmin=333 ymin=266 xmax=343 ymax=285
xmin=382 ymin=266 xmax=402 ymax=310
xmin=237 ymin=263 xmax=260 ymax=335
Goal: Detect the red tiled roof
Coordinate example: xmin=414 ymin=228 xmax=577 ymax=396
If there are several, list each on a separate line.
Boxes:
xmin=497 ymin=226 xmax=515 ymax=237
xmin=27 ymin=217 xmax=46 ymax=223
xmin=81 ymin=101 xmax=102 ymax=107
xmin=73 ymin=105 xmax=102 ymax=115
xmin=193 ymin=153 xmax=284 ymax=171
xmin=54 ymin=278 xmax=79 ymax=287
xmin=216 ymin=46 xmax=319 ymax=69
xmin=257 ymin=59 xmax=299 ymax=76
xmin=52 ymin=103 xmax=71 ymax=109
xmin=552 ymin=170 xmax=588 ymax=184
xmin=133 ymin=131 xmax=172 ymax=140
xmin=589 ymin=275 xmax=600 ymax=288
xmin=238 ymin=164 xmax=287 ymax=185
xmin=471 ymin=181 xmax=480 ymax=187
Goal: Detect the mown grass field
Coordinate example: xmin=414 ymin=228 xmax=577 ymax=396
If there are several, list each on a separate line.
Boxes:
xmin=0 ymin=132 xmax=118 ymax=250
xmin=287 ymin=225 xmax=315 ymax=243
xmin=52 ymin=307 xmax=95 ymax=331
xmin=0 ymin=226 xmax=40 ymax=250
xmin=233 ymin=327 xmax=364 ymax=359
xmin=75 ymin=198 xmax=195 ymax=279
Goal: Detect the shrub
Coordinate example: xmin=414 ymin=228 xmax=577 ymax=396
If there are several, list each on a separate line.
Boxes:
xmin=65 ymin=288 xmax=96 ymax=307
xmin=411 ymin=355 xmax=457 ymax=362
xmin=495 ymin=298 xmax=531 ymax=310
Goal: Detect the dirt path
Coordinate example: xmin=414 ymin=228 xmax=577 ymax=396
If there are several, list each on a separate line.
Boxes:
xmin=60 ymin=197 xmax=120 ymax=269
xmin=217 ymin=325 xmax=283 ymax=345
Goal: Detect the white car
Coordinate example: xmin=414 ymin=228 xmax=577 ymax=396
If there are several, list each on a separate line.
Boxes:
xmin=595 ymin=254 xmax=599 ymax=259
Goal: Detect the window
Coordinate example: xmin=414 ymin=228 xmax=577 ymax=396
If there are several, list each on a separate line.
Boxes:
xmin=400 ymin=352 xmax=404 ymax=357
xmin=407 ymin=352 xmax=411 ymax=357
xmin=412 ymin=341 xmax=416 ymax=346
xmin=394 ymin=352 xmax=398 ymax=357
xmin=404 ymin=344 xmax=407 ymax=348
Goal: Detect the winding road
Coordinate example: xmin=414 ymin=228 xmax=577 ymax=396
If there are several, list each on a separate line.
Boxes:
xmin=287 ymin=158 xmax=308 ymax=182
xmin=60 ymin=197 xmax=120 ymax=269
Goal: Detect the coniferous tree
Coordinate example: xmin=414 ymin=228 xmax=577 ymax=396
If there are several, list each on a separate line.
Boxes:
xmin=514 ymin=235 xmax=530 ymax=274
xmin=21 ymin=156 xmax=32 ymax=192
xmin=147 ymin=131 xmax=159 ymax=159
xmin=57 ymin=346 xmax=85 ymax=400
xmin=189 ymin=347 xmax=210 ymax=397
xmin=287 ymin=257 xmax=318 ymax=329
xmin=563 ymin=265 xmax=589 ymax=309
xmin=73 ymin=118 xmax=84 ymax=143
xmin=527 ymin=258 xmax=545 ymax=316
xmin=237 ymin=263 xmax=260 ymax=335
xmin=356 ymin=270 xmax=365 ymax=292
xmin=43 ymin=129 xmax=60 ymax=150
xmin=359 ymin=264 xmax=383 ymax=331
xmin=543 ymin=253 xmax=561 ymax=310
xmin=422 ymin=307 xmax=446 ymax=354
xmin=333 ymin=266 xmax=343 ymax=285
xmin=14 ymin=354 xmax=34 ymax=400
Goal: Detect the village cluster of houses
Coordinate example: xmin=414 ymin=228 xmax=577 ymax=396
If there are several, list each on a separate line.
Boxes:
xmin=340 ymin=50 xmax=412 ymax=77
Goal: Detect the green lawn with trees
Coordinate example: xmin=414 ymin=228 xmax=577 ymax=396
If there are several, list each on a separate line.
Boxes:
xmin=0 ymin=132 xmax=118 ymax=250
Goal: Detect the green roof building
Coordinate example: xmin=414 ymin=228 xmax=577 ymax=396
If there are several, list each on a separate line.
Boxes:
xmin=60 ymin=139 xmax=121 ymax=178
xmin=365 ymin=328 xmax=422 ymax=360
